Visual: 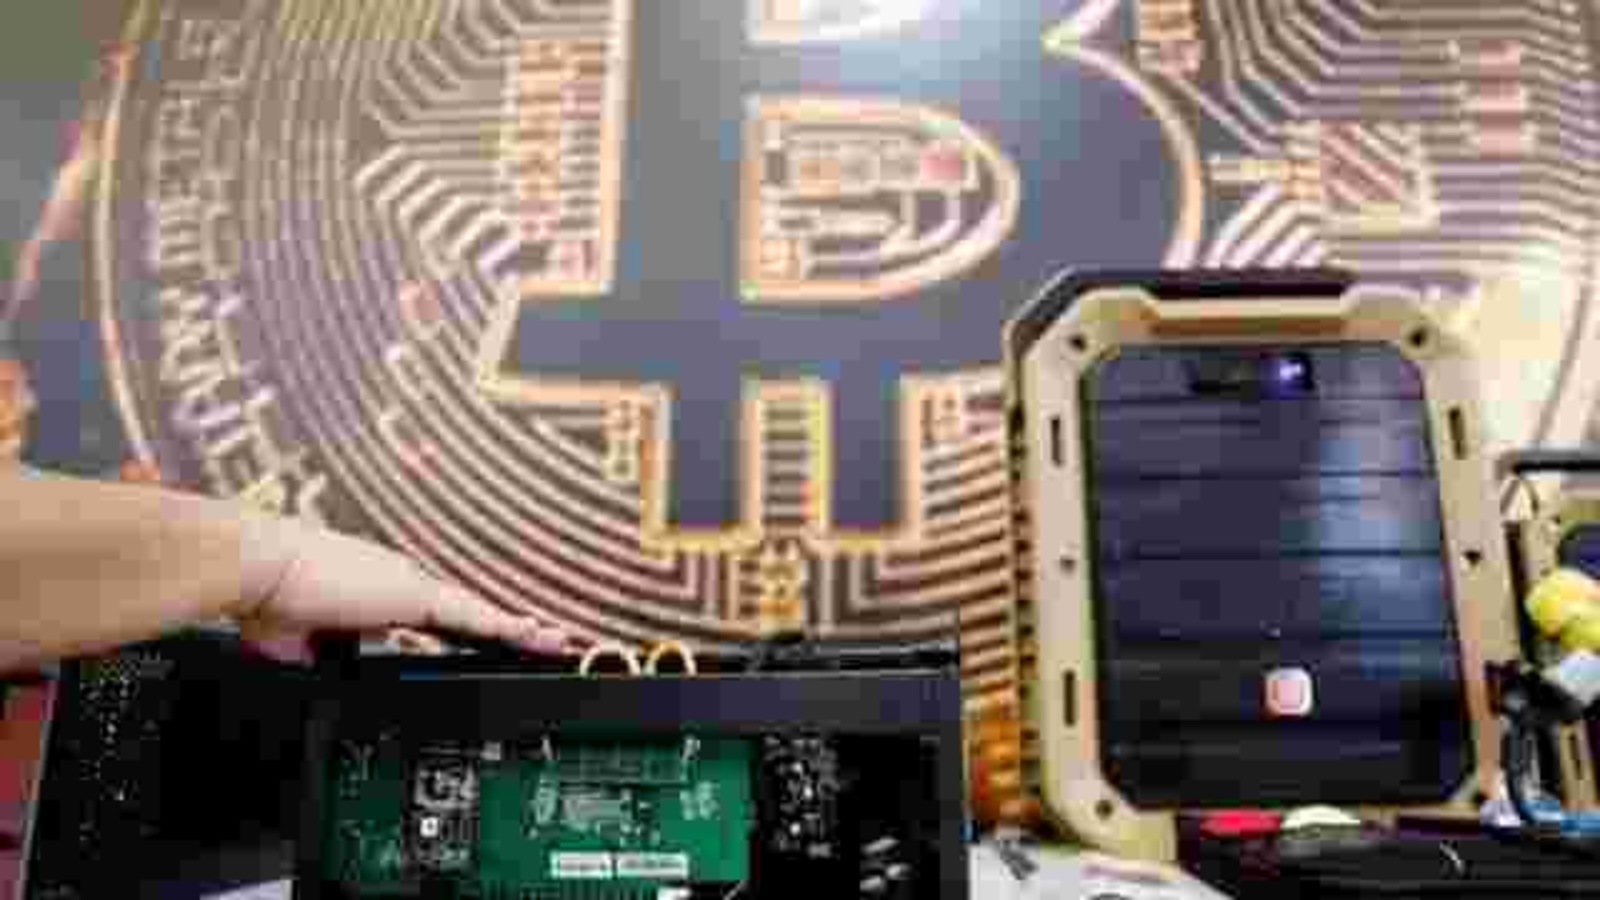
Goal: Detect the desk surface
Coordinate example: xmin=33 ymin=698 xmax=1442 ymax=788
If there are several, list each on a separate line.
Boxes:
xmin=197 ymin=846 xmax=1230 ymax=900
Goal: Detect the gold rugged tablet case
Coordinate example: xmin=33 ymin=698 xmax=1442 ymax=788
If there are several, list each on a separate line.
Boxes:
xmin=1006 ymin=271 xmax=1520 ymax=860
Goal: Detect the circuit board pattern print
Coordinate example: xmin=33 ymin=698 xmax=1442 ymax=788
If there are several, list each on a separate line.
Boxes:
xmin=100 ymin=0 xmax=1600 ymax=713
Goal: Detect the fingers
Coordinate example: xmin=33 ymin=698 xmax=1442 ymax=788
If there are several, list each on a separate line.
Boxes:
xmin=257 ymin=516 xmax=572 ymax=655
xmin=239 ymin=623 xmax=316 ymax=667
xmin=382 ymin=628 xmax=450 ymax=657
xmin=10 ymin=241 xmax=42 ymax=316
xmin=524 ymin=626 xmax=572 ymax=655
xmin=419 ymin=580 xmax=572 ymax=655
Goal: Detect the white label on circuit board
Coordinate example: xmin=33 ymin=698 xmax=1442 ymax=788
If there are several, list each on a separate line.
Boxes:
xmin=616 ymin=852 xmax=690 ymax=880
xmin=552 ymin=851 xmax=615 ymax=879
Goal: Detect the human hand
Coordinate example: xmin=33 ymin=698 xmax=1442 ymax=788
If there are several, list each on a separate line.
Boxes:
xmin=234 ymin=517 xmax=569 ymax=665
xmin=0 ymin=358 xmax=35 ymax=464
xmin=116 ymin=459 xmax=164 ymax=485
xmin=0 ymin=468 xmax=569 ymax=673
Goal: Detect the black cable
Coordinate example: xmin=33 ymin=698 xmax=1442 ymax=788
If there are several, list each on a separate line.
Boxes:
xmin=1498 ymin=450 xmax=1600 ymax=481
xmin=1498 ymin=715 xmax=1600 ymax=864
xmin=1502 ymin=718 xmax=1546 ymax=831
xmin=1485 ymin=824 xmax=1600 ymax=865
xmin=1496 ymin=450 xmax=1600 ymax=517
xmin=746 ymin=630 xmax=810 ymax=672
xmin=1521 ymin=474 xmax=1545 ymax=516
xmin=743 ymin=633 xmax=959 ymax=672
xmin=1499 ymin=473 xmax=1544 ymax=517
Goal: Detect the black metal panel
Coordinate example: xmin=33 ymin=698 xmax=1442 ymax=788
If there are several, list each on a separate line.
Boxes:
xmin=21 ymin=633 xmax=308 ymax=899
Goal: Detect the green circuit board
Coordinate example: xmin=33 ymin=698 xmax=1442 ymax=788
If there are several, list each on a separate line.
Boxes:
xmin=323 ymin=734 xmax=752 ymax=897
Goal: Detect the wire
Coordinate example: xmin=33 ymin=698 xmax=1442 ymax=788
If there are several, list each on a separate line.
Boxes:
xmin=577 ymin=643 xmax=642 ymax=677
xmin=1485 ymin=822 xmax=1600 ymax=864
xmin=1502 ymin=719 xmax=1545 ymax=831
xmin=1499 ymin=715 xmax=1600 ymax=862
xmin=645 ymin=640 xmax=698 ymax=676
xmin=745 ymin=630 xmax=810 ymax=672
xmin=1495 ymin=448 xmax=1600 ymax=516
xmin=1500 ymin=473 xmax=1544 ymax=517
xmin=1498 ymin=450 xmax=1600 ymax=480
xmin=1436 ymin=840 xmax=1466 ymax=877
xmin=1521 ymin=474 xmax=1546 ymax=517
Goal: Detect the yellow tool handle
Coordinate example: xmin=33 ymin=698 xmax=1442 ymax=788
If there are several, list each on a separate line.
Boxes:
xmin=1528 ymin=568 xmax=1600 ymax=652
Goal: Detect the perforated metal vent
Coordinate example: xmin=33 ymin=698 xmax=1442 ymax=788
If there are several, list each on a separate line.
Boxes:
xmin=24 ymin=650 xmax=177 ymax=899
xmin=21 ymin=635 xmax=308 ymax=898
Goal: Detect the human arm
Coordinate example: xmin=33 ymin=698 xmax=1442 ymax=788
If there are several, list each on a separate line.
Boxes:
xmin=0 ymin=468 xmax=562 ymax=673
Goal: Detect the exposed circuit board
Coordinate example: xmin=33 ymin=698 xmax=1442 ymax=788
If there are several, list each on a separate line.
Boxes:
xmin=325 ymin=735 xmax=752 ymax=898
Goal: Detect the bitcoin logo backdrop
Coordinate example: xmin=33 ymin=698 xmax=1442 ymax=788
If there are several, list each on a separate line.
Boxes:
xmin=101 ymin=0 xmax=1600 ymax=710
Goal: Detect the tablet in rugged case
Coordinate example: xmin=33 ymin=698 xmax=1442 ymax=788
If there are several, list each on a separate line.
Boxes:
xmin=1007 ymin=271 xmax=1519 ymax=860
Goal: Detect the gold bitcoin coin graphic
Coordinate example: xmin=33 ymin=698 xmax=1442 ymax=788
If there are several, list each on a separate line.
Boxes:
xmin=99 ymin=0 xmax=1600 ymax=722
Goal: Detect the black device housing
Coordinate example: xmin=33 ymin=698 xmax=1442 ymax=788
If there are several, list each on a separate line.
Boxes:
xmin=294 ymin=652 xmax=969 ymax=900
xmin=1181 ymin=817 xmax=1600 ymax=898
xmin=18 ymin=632 xmax=309 ymax=899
